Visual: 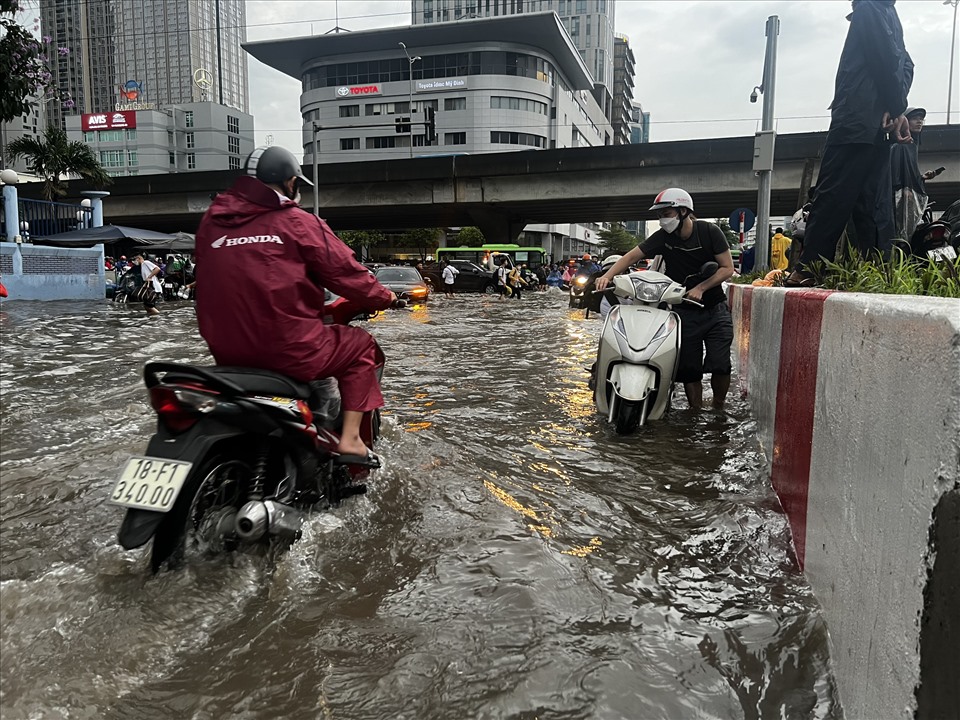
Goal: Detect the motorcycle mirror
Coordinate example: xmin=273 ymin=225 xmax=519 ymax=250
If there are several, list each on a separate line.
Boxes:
xmin=700 ymin=261 xmax=719 ymax=277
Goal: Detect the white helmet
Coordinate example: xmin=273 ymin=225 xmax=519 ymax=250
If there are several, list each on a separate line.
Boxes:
xmin=601 ymin=254 xmax=623 ymax=269
xmin=649 ymin=188 xmax=694 ymax=212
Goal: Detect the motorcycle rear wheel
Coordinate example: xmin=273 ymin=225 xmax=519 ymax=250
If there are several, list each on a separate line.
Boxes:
xmin=614 ymin=398 xmax=645 ymax=434
xmin=150 ymin=455 xmax=253 ymax=572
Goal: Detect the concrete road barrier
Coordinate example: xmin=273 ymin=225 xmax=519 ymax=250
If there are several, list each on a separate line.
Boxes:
xmin=728 ymin=284 xmax=960 ymax=720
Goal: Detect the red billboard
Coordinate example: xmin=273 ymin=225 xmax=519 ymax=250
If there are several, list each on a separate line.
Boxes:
xmin=82 ymin=111 xmax=137 ymax=131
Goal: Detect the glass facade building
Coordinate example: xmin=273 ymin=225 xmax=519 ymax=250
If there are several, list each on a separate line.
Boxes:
xmin=40 ymin=0 xmax=249 ymax=130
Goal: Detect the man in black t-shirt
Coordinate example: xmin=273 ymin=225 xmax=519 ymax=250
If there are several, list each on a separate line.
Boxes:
xmin=594 ymin=188 xmax=736 ymax=409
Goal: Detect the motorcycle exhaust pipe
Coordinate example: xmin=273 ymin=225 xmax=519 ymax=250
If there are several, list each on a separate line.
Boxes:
xmin=234 ymin=500 xmax=305 ymax=542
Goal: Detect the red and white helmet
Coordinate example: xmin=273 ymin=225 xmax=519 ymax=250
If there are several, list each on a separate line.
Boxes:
xmin=649 ymin=188 xmax=694 ymax=212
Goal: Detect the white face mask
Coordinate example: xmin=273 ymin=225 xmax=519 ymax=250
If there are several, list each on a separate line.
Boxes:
xmin=659 ymin=216 xmax=680 ymax=234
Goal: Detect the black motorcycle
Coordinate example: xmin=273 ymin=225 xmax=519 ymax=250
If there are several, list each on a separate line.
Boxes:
xmin=899 ymin=200 xmax=960 ymax=263
xmin=110 ymin=293 xmax=403 ymax=572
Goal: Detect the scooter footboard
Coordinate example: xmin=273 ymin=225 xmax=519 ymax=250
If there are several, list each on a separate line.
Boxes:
xmin=608 ymin=364 xmax=657 ymax=402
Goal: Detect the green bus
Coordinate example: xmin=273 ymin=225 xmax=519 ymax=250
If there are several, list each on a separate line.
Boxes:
xmin=436 ymin=244 xmax=547 ymax=270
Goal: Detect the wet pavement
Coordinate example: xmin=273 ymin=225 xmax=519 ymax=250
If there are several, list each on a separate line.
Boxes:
xmin=0 ymin=292 xmax=841 ymax=719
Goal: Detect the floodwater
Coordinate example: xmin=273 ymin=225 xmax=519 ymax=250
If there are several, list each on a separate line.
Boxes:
xmin=0 ymin=293 xmax=841 ymax=720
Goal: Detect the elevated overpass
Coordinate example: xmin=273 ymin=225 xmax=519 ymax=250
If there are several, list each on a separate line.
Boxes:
xmin=35 ymin=127 xmax=959 ymax=238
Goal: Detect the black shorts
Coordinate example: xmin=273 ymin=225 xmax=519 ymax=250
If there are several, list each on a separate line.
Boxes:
xmin=675 ymin=303 xmax=733 ymax=383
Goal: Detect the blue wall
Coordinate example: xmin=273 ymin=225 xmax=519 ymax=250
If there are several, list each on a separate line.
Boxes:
xmin=0 ymin=242 xmax=105 ymax=301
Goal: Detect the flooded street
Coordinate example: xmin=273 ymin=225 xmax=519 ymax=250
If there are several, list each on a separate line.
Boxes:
xmin=0 ymin=293 xmax=840 ymax=719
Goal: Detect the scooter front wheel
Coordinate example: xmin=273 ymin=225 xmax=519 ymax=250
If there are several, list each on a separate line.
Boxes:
xmin=614 ymin=398 xmax=645 ymax=434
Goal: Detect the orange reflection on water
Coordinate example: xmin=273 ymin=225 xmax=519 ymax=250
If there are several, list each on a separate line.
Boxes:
xmin=405 ymin=421 xmax=433 ymax=433
xmin=483 ymin=479 xmax=540 ymax=521
xmin=562 ymin=537 xmax=603 ymax=558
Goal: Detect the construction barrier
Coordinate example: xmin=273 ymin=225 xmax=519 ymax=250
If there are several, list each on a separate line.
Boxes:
xmin=728 ymin=284 xmax=960 ymax=720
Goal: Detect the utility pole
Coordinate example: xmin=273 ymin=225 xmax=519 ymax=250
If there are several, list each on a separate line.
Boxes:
xmin=399 ymin=42 xmax=421 ymax=158
xmin=312 ymin=122 xmax=319 ymax=216
xmin=752 ymin=15 xmax=779 ymax=271
xmin=947 ymin=0 xmax=959 ymax=124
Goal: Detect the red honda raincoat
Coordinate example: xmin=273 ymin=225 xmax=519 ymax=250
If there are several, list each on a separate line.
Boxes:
xmin=195 ymin=176 xmax=393 ymax=412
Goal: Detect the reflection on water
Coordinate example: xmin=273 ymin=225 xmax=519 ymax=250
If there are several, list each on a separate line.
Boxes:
xmin=0 ymin=294 xmax=840 ymax=719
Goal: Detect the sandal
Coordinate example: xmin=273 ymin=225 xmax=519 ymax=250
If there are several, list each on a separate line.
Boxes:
xmin=333 ymin=449 xmax=382 ymax=469
xmin=784 ymin=270 xmax=817 ymax=288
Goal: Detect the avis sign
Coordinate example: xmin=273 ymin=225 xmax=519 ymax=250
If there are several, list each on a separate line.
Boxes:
xmin=82 ymin=111 xmax=137 ymax=131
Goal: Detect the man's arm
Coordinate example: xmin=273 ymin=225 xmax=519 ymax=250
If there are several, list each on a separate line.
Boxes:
xmin=300 ymin=215 xmax=394 ymax=310
xmin=855 ymin=2 xmax=911 ymax=119
xmin=686 ymin=250 xmax=735 ymax=303
xmin=595 ymin=245 xmax=646 ymax=291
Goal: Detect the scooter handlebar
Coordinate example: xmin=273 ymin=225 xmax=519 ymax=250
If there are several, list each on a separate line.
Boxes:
xmin=682 ymin=297 xmax=704 ymax=308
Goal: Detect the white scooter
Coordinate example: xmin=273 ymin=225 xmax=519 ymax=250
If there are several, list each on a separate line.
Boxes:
xmin=593 ymin=262 xmax=718 ymax=433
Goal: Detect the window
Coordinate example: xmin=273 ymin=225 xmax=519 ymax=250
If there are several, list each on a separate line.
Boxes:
xmin=169 ymin=152 xmax=175 ymax=165
xmin=340 ymin=138 xmax=360 ymax=150
xmin=444 ymin=132 xmax=466 ymax=145
xmin=229 ymin=156 xmax=241 ymax=169
xmin=99 ymin=150 xmax=124 ymax=167
xmin=227 ymin=115 xmax=239 ymax=134
xmin=83 ymin=131 xmax=95 ymax=142
xmin=228 ymin=136 xmax=239 ymax=154
xmin=365 ymin=101 xmax=410 ymax=116
xmin=490 ymin=131 xmax=546 ymax=148
xmin=98 ymin=129 xmax=124 ymax=142
xmin=366 ymin=136 xmax=398 ymax=149
xmin=187 ymin=153 xmax=196 ymax=169
xmin=186 ymin=132 xmax=195 ymax=149
xmin=127 ymin=150 xmax=138 ymax=166
xmin=184 ymin=110 xmax=194 ymax=128
xmin=444 ymin=97 xmax=466 ymax=111
xmin=125 ymin=129 xmax=137 ymax=140
xmin=339 ymin=104 xmax=360 ymax=117
xmin=490 ymin=96 xmax=547 ymax=114
xmin=576 ymin=0 xmax=586 ymax=12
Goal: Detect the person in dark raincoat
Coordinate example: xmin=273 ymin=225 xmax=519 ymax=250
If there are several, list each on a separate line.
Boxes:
xmin=890 ymin=107 xmax=938 ymax=240
xmin=787 ymin=0 xmax=914 ymax=287
xmin=195 ymin=146 xmax=397 ymax=460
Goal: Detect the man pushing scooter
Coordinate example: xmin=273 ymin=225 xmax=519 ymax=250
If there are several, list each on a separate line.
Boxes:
xmin=595 ymin=188 xmax=735 ymax=410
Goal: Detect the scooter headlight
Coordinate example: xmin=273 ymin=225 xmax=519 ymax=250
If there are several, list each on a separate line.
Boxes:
xmin=630 ymin=277 xmax=671 ymax=303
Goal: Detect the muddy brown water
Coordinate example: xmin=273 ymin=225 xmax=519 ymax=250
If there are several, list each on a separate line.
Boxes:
xmin=0 ymin=293 xmax=841 ymax=719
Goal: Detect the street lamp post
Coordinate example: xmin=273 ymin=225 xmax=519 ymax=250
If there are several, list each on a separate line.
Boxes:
xmin=946 ymin=0 xmax=959 ymax=124
xmin=399 ymin=42 xmax=421 ymax=158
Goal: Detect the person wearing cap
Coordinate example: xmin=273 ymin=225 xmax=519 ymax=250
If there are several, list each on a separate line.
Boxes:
xmin=195 ymin=145 xmax=398 ymax=462
xmin=787 ymin=0 xmax=913 ymax=286
xmin=595 ymin=188 xmax=735 ymax=410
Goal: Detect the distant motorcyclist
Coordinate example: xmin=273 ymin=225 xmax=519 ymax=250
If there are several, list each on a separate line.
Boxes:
xmin=195 ymin=146 xmax=397 ymax=461
xmin=595 ymin=188 xmax=735 ymax=409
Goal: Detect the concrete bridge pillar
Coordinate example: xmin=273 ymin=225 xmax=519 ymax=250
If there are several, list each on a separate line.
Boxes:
xmin=468 ymin=208 xmax=528 ymax=245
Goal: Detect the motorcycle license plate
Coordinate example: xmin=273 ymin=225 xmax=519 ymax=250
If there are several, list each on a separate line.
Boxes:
xmin=108 ymin=456 xmax=192 ymax=512
xmin=927 ymin=246 xmax=957 ymax=261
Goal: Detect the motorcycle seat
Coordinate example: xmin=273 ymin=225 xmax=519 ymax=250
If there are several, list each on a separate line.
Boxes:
xmin=202 ymin=366 xmax=314 ymax=400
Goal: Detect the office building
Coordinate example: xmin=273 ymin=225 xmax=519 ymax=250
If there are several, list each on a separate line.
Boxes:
xmin=611 ymin=34 xmax=635 ymax=145
xmin=244 ymin=12 xmax=611 ymax=257
xmin=65 ymin=102 xmax=254 ymax=176
xmin=245 ymin=13 xmax=611 ymax=163
xmin=630 ymin=101 xmax=650 ymax=144
xmin=412 ymin=0 xmax=615 ymax=119
xmin=1 ymin=97 xmax=46 ymax=176
xmin=40 ymin=0 xmax=249 ymax=131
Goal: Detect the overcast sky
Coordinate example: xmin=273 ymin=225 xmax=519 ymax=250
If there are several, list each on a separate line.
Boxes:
xmin=244 ymin=0 xmax=959 ymax=152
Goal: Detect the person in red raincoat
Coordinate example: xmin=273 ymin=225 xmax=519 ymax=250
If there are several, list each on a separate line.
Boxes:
xmin=195 ymin=146 xmax=397 ymax=461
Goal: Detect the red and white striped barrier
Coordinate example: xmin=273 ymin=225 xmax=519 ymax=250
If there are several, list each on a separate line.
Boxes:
xmin=728 ymin=284 xmax=960 ymax=720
